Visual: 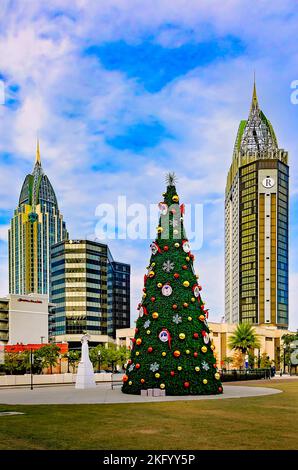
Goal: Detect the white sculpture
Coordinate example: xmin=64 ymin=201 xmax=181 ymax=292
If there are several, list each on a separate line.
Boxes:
xmin=75 ymin=334 xmax=96 ymax=389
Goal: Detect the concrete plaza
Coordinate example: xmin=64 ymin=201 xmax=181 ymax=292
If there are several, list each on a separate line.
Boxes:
xmin=0 ymin=383 xmax=281 ymax=405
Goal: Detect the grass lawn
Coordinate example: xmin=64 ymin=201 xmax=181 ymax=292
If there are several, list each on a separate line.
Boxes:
xmin=0 ymin=380 xmax=297 ymax=450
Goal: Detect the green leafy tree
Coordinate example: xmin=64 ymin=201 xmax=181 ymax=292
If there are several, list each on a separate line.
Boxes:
xmin=36 ymin=344 xmax=60 ymax=374
xmin=228 ymin=323 xmax=261 ymax=368
xmin=222 ymin=356 xmax=233 ymax=371
xmin=4 ymin=352 xmax=20 ymax=375
xmin=64 ymin=351 xmax=80 ymax=373
xmin=122 ymin=174 xmax=222 ymax=396
xmin=260 ymin=352 xmax=271 ymax=369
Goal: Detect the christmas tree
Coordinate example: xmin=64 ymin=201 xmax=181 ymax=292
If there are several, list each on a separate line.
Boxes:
xmin=122 ymin=174 xmax=223 ymax=395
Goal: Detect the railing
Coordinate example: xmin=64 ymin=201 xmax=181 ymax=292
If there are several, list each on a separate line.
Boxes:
xmin=220 ymin=368 xmax=271 ymax=382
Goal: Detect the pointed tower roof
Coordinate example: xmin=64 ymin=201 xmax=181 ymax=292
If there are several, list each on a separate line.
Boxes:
xmin=233 ymin=78 xmax=278 ymax=155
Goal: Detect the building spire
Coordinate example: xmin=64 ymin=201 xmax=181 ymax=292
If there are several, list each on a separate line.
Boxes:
xmin=36 ymin=138 xmax=41 ymax=165
xmin=251 ymin=71 xmax=259 ymax=110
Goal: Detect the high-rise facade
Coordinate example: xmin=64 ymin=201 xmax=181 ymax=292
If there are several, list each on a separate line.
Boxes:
xmin=50 ymin=239 xmax=130 ymax=345
xmin=8 ymin=142 xmax=68 ymax=295
xmin=225 ymin=83 xmax=289 ymax=329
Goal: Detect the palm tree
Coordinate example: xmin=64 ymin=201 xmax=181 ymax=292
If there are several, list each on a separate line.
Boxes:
xmin=228 ymin=323 xmax=261 ymax=369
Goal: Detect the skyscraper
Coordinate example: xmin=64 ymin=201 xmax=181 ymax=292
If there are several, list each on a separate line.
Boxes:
xmin=50 ymin=239 xmax=130 ymax=346
xmin=225 ymin=82 xmax=289 ymax=329
xmin=9 ymin=141 xmax=68 ymax=295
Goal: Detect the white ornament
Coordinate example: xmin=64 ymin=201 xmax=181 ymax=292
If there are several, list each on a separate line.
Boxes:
xmin=150 ymin=242 xmax=159 ymax=255
xmin=159 ymin=330 xmax=169 ymax=343
xmin=139 ymin=306 xmax=145 ymax=317
xmin=162 ymin=260 xmax=174 ymax=273
xmin=203 ymin=333 xmax=210 ymax=345
xmin=172 ymin=314 xmax=182 ymax=325
xmin=158 ymin=202 xmax=168 ymax=215
xmin=144 ymin=319 xmax=151 ymax=329
xmin=193 ymin=286 xmax=200 ymax=298
xmin=201 ymin=361 xmax=210 ymax=371
xmin=182 ymin=241 xmax=191 ymax=253
xmin=162 ymin=284 xmax=172 ymax=296
xmin=150 ymin=362 xmax=160 ymax=372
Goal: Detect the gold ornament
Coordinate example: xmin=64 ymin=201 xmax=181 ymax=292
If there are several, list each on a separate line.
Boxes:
xmin=183 ymin=280 xmax=190 ymax=287
xmin=174 ymin=242 xmax=180 ymax=248
xmin=179 ymin=333 xmax=186 ymax=340
xmin=195 ymin=367 xmax=200 ymax=372
xmin=136 ymin=338 xmax=142 ymax=345
xmin=177 ymin=366 xmax=183 ymax=371
xmin=191 ymin=297 xmax=195 ymax=302
xmin=215 ymin=373 xmax=220 ymax=380
xmin=128 ymin=381 xmax=132 ymax=385
xmin=160 ymin=383 xmax=165 ymax=389
xmin=157 ymin=282 xmax=163 ymax=288
xmin=157 ymin=226 xmax=163 ymax=233
xmin=201 ymin=346 xmax=207 ymax=353
xmin=211 ymin=344 xmax=215 ymax=351
xmin=136 ymin=351 xmax=140 ymax=356
xmin=186 ymin=256 xmax=190 ymax=262
xmin=147 ymin=330 xmax=151 ymax=335
xmin=162 ymin=352 xmax=167 ymax=357
xmin=173 ymin=229 xmax=178 ymax=235
xmin=148 ymin=271 xmax=155 ymax=278
xmin=172 ymin=195 xmax=179 ymax=202
xmin=199 ymin=314 xmax=205 ymax=321
xmin=203 ymin=379 xmax=208 ymax=385
xmin=152 ymin=312 xmax=159 ymax=319
xmin=185 ymin=349 xmax=190 ymax=354
xmin=155 ymin=373 xmax=160 ymax=378
xmin=188 ymin=316 xmax=192 ymax=321
xmin=143 ymin=293 xmax=147 ymax=298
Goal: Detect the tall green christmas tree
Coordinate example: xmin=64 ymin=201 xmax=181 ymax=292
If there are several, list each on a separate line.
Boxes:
xmin=122 ymin=174 xmax=223 ymax=395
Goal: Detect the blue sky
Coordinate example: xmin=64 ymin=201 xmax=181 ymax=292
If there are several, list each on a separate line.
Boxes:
xmin=0 ymin=0 xmax=298 ymax=329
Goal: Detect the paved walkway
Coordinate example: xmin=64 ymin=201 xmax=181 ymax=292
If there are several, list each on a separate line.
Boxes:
xmin=0 ymin=383 xmax=281 ymax=405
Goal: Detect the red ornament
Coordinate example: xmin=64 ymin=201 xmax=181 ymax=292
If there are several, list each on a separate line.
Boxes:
xmin=198 ymin=285 xmax=202 ymax=291
xmin=190 ymin=253 xmax=194 ymax=259
xmin=131 ymin=338 xmax=136 ymax=343
xmin=193 ymin=333 xmax=199 ymax=339
xmin=193 ymin=352 xmax=198 ymax=357
xmin=144 ymin=274 xmax=148 ymax=285
xmin=183 ymin=302 xmax=189 ymax=308
xmin=127 ymin=359 xmax=132 ymax=365
xmin=213 ymin=364 xmax=217 ymax=368
xmin=218 ymin=387 xmax=223 ymax=393
xmin=122 ymin=375 xmax=128 ymax=382
xmin=151 ymin=296 xmax=156 ymax=302
xmin=174 ymin=273 xmax=180 ymax=279
xmin=201 ymin=330 xmax=207 ymax=337
xmin=184 ymin=381 xmax=190 ymax=388
xmin=182 ymin=265 xmax=188 ymax=270
xmin=135 ymin=363 xmax=140 ymax=369
xmin=180 ymin=203 xmax=185 ymax=215
xmin=200 ymin=304 xmax=205 ymax=310
xmin=173 ymin=350 xmax=181 ymax=358
xmin=148 ymin=347 xmax=153 ymax=353
xmin=135 ymin=328 xmax=139 ymax=334
xmin=143 ymin=287 xmax=146 ymax=292
xmin=170 ymin=371 xmax=175 ymax=377
xmin=140 ymin=378 xmax=145 ymax=384
xmin=163 ymin=245 xmax=169 ymax=252
xmin=172 ymin=304 xmax=178 ymax=310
